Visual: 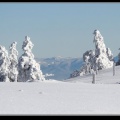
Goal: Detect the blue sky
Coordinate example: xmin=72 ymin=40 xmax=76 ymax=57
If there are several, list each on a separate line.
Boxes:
xmin=0 ymin=2 xmax=120 ymax=58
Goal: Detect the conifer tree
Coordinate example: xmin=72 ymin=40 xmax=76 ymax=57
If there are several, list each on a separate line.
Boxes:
xmin=9 ymin=42 xmax=18 ymax=82
xmin=18 ymin=36 xmax=45 ymax=82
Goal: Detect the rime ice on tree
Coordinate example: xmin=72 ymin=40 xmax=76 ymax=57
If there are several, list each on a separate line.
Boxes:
xmin=93 ymin=30 xmax=113 ymax=70
xmin=0 ymin=46 xmax=10 ymax=82
xmin=9 ymin=42 xmax=18 ymax=82
xmin=79 ymin=30 xmax=113 ymax=76
xmin=18 ymin=36 xmax=45 ymax=82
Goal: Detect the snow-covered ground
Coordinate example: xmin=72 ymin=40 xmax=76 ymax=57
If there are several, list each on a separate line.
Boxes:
xmin=1 ymin=66 xmax=120 ymax=115
xmin=65 ymin=65 xmax=120 ymax=84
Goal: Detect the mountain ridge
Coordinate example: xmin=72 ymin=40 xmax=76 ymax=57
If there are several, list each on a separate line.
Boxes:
xmin=35 ymin=57 xmax=83 ymax=80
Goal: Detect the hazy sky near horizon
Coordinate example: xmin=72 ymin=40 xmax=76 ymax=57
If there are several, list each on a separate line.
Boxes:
xmin=0 ymin=2 xmax=120 ymax=58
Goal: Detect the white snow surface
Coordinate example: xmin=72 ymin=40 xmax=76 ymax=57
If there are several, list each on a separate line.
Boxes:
xmin=1 ymin=66 xmax=120 ymax=115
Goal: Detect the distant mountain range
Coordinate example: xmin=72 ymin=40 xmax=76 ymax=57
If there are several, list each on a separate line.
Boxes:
xmin=35 ymin=56 xmax=119 ymax=81
xmin=36 ymin=57 xmax=83 ymax=80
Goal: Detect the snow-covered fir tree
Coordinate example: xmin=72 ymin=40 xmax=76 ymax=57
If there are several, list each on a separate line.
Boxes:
xmin=0 ymin=45 xmax=10 ymax=82
xmin=18 ymin=36 xmax=45 ymax=82
xmin=9 ymin=42 xmax=18 ymax=82
xmin=79 ymin=50 xmax=95 ymax=76
xmin=93 ymin=29 xmax=113 ymax=70
xmin=71 ymin=29 xmax=114 ymax=77
xmin=81 ymin=30 xmax=113 ymax=76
